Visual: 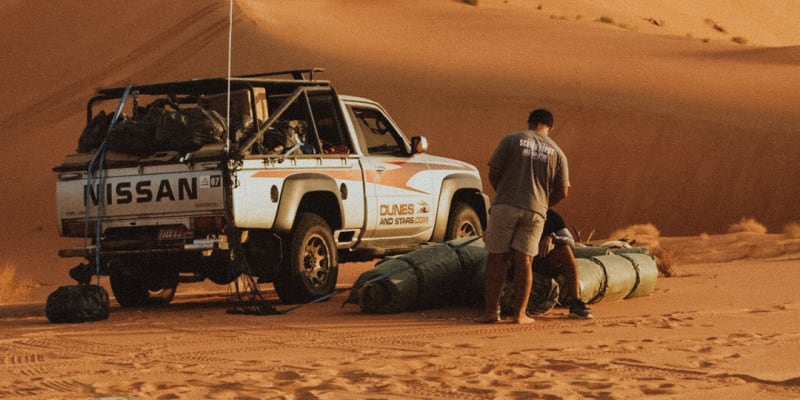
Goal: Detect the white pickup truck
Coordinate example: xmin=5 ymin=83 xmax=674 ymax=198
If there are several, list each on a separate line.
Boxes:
xmin=54 ymin=69 xmax=489 ymax=306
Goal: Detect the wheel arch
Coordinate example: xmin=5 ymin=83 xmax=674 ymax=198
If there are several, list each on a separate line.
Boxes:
xmin=430 ymin=173 xmax=490 ymax=242
xmin=273 ymin=173 xmax=344 ymax=234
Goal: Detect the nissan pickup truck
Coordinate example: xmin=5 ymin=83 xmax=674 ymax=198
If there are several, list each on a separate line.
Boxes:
xmin=54 ymin=69 xmax=489 ymax=306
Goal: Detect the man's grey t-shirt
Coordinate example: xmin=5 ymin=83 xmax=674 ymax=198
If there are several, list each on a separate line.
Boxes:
xmin=488 ymin=130 xmax=569 ymax=217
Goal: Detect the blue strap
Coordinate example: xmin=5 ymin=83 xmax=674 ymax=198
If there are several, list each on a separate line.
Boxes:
xmin=84 ymin=85 xmax=132 ymax=284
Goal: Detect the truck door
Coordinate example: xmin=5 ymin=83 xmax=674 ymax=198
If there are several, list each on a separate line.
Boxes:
xmin=345 ymin=103 xmax=436 ymax=242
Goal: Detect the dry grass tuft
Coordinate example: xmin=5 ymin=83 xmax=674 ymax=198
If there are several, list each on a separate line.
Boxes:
xmin=596 ymin=16 xmax=615 ymax=24
xmin=0 ymin=263 xmax=36 ymax=304
xmin=731 ymin=36 xmax=748 ymax=45
xmin=606 ymin=223 xmax=675 ymax=275
xmin=648 ymin=245 xmax=676 ymax=277
xmin=608 ymin=223 xmax=661 ymax=246
xmin=783 ymin=222 xmax=800 ymax=238
xmin=728 ymin=217 xmax=767 ymax=234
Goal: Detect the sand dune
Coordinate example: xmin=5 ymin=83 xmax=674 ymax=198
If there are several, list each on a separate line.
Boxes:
xmin=1 ymin=2 xmax=799 ymax=397
xmin=2 ymin=0 xmax=799 ymax=281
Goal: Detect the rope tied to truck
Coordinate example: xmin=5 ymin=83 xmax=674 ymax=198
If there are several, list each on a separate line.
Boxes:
xmin=84 ymin=85 xmax=132 ymax=285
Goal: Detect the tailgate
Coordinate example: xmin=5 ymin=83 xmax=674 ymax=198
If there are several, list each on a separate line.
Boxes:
xmin=57 ymin=163 xmax=226 ymax=236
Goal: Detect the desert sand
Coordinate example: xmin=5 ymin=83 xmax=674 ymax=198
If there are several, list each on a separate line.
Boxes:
xmin=1 ymin=1 xmax=799 ymax=399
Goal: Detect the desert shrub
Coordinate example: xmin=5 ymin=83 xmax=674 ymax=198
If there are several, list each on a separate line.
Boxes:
xmin=728 ymin=217 xmax=767 ymax=234
xmin=606 ymin=223 xmax=674 ymax=276
xmin=783 ymin=222 xmax=800 ymax=238
xmin=596 ymin=16 xmax=614 ymax=24
xmin=731 ymin=36 xmax=748 ymax=45
xmin=462 ymin=0 xmax=478 ymax=5
xmin=0 ymin=264 xmax=34 ymax=304
xmin=649 ymin=245 xmax=676 ymax=277
xmin=608 ymin=223 xmax=661 ymax=243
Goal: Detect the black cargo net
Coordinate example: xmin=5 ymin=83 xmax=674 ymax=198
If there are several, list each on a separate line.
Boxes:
xmin=225 ymin=273 xmax=281 ymax=315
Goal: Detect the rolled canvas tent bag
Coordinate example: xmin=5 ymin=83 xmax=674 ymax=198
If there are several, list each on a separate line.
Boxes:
xmin=572 ymin=245 xmax=612 ymax=259
xmin=592 ymin=254 xmax=639 ymax=302
xmin=619 ymin=252 xmax=659 ymax=298
xmin=350 ymin=237 xmax=658 ymax=314
xmin=351 ymin=237 xmax=487 ymax=313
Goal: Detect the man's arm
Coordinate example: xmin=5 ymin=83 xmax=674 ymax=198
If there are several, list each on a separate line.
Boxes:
xmin=549 ymin=185 xmax=568 ymax=206
xmin=488 ymin=165 xmax=502 ymax=191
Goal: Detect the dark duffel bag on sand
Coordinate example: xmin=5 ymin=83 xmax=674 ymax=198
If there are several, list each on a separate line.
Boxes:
xmin=46 ymin=284 xmax=111 ymax=323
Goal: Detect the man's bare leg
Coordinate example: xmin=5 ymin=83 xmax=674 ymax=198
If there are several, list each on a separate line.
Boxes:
xmin=512 ymin=251 xmax=535 ymax=324
xmin=476 ymin=252 xmax=510 ymax=323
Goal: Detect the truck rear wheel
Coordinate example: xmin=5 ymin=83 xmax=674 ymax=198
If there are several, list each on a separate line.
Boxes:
xmin=109 ymin=258 xmax=178 ymax=307
xmin=445 ymin=202 xmax=483 ymax=240
xmin=273 ymin=213 xmax=338 ymax=304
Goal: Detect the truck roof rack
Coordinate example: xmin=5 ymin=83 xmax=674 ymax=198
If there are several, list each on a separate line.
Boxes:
xmin=94 ymin=68 xmax=327 ymax=98
xmin=235 ymin=68 xmax=325 ymax=81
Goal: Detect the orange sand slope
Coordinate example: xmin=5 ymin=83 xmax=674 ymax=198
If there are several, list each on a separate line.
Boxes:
xmin=0 ymin=3 xmax=798 ymax=287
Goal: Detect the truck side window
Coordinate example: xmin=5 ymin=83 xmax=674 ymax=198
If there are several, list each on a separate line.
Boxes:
xmin=309 ymin=94 xmax=350 ymax=154
xmin=261 ymin=94 xmax=319 ymax=155
xmin=348 ymin=107 xmax=404 ymax=155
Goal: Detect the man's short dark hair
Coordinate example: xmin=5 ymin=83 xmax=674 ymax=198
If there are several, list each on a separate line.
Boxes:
xmin=528 ymin=109 xmax=554 ymax=128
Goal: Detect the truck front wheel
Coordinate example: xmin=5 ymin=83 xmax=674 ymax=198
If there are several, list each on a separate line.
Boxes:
xmin=273 ymin=213 xmax=339 ymax=304
xmin=445 ymin=202 xmax=483 ymax=240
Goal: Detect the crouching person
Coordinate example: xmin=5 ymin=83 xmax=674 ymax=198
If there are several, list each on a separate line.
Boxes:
xmin=536 ymin=209 xmax=593 ymax=319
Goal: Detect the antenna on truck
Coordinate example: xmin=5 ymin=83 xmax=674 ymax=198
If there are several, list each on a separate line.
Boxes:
xmin=225 ymin=0 xmax=233 ymax=154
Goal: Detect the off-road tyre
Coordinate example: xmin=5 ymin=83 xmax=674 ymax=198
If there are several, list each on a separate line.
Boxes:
xmin=109 ymin=259 xmax=178 ymax=307
xmin=444 ymin=202 xmax=483 ymax=240
xmin=273 ymin=213 xmax=338 ymax=304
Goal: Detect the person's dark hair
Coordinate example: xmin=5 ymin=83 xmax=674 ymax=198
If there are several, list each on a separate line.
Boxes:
xmin=527 ymin=109 xmax=554 ymax=128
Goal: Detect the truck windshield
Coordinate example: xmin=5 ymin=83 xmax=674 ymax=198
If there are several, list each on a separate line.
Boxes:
xmin=348 ymin=106 xmax=406 ymax=155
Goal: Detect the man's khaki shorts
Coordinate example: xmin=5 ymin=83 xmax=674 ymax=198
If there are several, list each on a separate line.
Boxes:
xmin=484 ymin=204 xmax=545 ymax=257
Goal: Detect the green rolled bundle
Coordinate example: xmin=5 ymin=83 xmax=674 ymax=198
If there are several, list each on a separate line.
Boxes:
xmin=352 ymin=237 xmax=488 ymax=313
xmin=350 ymin=237 xmax=658 ymax=314
xmin=354 ymin=258 xmax=420 ymax=313
xmin=619 ymin=252 xmax=658 ymax=298
xmin=574 ymin=257 xmax=607 ymax=304
xmin=573 ymin=245 xmax=612 ymax=259
xmin=592 ymin=254 xmax=639 ymax=302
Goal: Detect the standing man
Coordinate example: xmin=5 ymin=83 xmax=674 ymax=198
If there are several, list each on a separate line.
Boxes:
xmin=478 ymin=109 xmax=569 ymax=324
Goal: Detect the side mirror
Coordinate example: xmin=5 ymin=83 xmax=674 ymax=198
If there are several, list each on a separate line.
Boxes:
xmin=410 ymin=136 xmax=428 ymax=154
